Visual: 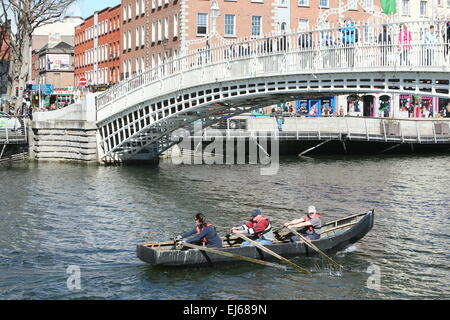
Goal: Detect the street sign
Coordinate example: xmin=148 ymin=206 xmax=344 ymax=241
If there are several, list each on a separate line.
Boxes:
xmin=26 ymin=84 xmax=53 ymax=94
xmin=79 ymin=78 xmax=87 ymax=86
xmin=40 ymin=84 xmax=54 ymax=95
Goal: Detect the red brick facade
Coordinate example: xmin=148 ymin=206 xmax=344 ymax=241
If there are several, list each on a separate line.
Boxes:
xmin=74 ymin=4 xmax=122 ymax=88
xmin=74 ymin=0 xmax=383 ymax=85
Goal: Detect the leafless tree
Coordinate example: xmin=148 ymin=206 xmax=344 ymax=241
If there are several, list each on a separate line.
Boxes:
xmin=0 ymin=0 xmax=77 ymax=114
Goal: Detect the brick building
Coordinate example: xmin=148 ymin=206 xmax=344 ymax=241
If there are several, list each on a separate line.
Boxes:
xmin=0 ymin=22 xmax=11 ymax=95
xmin=121 ymin=0 xmax=383 ymax=77
xmin=34 ymin=41 xmax=74 ymax=88
xmin=74 ymin=4 xmax=122 ymax=88
xmin=75 ymin=0 xmax=385 ymax=83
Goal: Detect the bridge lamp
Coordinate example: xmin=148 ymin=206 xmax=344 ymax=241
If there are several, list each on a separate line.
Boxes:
xmin=210 ymin=0 xmax=220 ymax=34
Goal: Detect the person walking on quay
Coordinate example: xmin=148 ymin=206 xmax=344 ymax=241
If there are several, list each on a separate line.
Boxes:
xmin=283 ymin=206 xmax=323 ymax=241
xmin=231 ymin=209 xmax=275 ymax=247
xmin=398 ymin=24 xmax=412 ymax=66
xmin=378 ymin=25 xmax=392 ymax=66
xmin=175 ymin=213 xmax=223 ymax=248
xmin=424 ymin=25 xmax=437 ymax=66
xmin=341 ymin=20 xmax=359 ymax=68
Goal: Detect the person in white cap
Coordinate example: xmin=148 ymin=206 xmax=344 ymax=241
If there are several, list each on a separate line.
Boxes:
xmin=283 ymin=206 xmax=323 ymax=241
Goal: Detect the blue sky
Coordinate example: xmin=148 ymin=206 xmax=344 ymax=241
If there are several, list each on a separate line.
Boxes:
xmin=67 ymin=0 xmax=121 ymax=18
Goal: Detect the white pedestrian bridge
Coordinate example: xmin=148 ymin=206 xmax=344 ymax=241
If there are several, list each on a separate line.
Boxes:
xmin=95 ymin=19 xmax=450 ymax=162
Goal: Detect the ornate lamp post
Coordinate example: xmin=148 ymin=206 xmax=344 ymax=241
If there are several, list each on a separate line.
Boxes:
xmin=210 ymin=0 xmax=221 ymax=35
xmin=181 ymin=0 xmax=222 ymax=56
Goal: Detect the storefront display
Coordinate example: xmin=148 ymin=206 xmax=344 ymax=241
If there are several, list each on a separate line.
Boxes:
xmin=398 ymin=95 xmax=438 ymax=118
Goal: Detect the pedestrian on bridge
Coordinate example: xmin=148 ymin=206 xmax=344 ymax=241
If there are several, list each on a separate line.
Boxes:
xmin=443 ymin=21 xmax=450 ymax=60
xmin=424 ymin=25 xmax=437 ymax=66
xmin=378 ymin=25 xmax=392 ymax=66
xmin=398 ymin=24 xmax=412 ymax=66
xmin=341 ymin=20 xmax=359 ymax=68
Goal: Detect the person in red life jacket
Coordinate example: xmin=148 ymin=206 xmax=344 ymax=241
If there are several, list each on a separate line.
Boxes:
xmin=176 ymin=213 xmax=222 ymax=248
xmin=283 ymin=206 xmax=323 ymax=241
xmin=231 ymin=209 xmax=275 ymax=247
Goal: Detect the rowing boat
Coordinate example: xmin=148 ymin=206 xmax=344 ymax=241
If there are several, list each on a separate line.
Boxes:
xmin=136 ymin=209 xmax=374 ymax=267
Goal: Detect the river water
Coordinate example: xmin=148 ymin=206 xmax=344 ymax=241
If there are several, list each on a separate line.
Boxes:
xmin=0 ymin=154 xmax=449 ymax=300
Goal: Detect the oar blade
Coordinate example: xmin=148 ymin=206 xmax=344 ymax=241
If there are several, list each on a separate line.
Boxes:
xmin=235 ymin=233 xmax=310 ymax=274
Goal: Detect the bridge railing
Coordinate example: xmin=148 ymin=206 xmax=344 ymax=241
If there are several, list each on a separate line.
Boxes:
xmin=202 ymin=116 xmax=450 ymax=144
xmin=96 ymin=19 xmax=450 ymax=112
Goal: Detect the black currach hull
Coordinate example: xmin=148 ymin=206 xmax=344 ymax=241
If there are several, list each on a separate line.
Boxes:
xmin=137 ymin=210 xmax=374 ymax=267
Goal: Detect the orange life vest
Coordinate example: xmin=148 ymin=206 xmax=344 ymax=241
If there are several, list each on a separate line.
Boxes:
xmin=196 ymin=223 xmax=213 ymax=244
xmin=304 ymin=213 xmax=322 ymax=233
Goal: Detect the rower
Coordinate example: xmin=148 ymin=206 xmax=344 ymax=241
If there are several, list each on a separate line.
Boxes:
xmin=283 ymin=206 xmax=323 ymax=241
xmin=231 ymin=209 xmax=275 ymax=247
xmin=176 ymin=213 xmax=223 ymax=248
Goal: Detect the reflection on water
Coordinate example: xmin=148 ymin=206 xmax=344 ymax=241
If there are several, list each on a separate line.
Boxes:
xmin=0 ymin=154 xmax=449 ymax=299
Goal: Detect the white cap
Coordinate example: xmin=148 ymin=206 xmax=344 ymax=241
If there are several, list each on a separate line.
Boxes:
xmin=308 ymin=206 xmax=316 ymax=214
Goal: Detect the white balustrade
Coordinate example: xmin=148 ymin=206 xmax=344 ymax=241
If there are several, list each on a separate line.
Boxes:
xmin=97 ymin=19 xmax=450 ymax=115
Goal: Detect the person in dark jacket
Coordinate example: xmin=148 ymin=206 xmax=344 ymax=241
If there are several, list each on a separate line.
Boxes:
xmin=444 ymin=21 xmax=450 ymax=59
xmin=378 ymin=25 xmax=392 ymax=66
xmin=176 ymin=213 xmax=222 ymax=248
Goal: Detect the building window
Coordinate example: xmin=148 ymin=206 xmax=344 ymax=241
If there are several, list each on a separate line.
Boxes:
xmin=136 ymin=27 xmax=140 ymax=47
xmin=174 ymin=14 xmax=178 ymax=37
xmin=224 ymin=14 xmax=235 ymax=36
xmin=123 ymin=32 xmax=127 ymax=51
xmin=402 ymin=0 xmax=409 ymax=15
xmin=123 ymin=7 xmax=127 ymax=22
xmin=298 ymin=0 xmax=309 ymax=6
xmin=152 ymin=21 xmax=156 ymax=42
xmin=128 ymin=4 xmax=132 ymax=20
xmin=141 ymin=0 xmax=146 ymax=15
xmin=128 ymin=30 xmax=132 ymax=49
xmin=141 ymin=57 xmax=145 ymax=72
xmin=319 ymin=0 xmax=329 ymax=7
xmin=197 ymin=13 xmax=208 ymax=35
xmin=136 ymin=0 xmax=140 ymax=17
xmin=152 ymin=0 xmax=156 ymax=10
xmin=158 ymin=19 xmax=162 ymax=41
xmin=420 ymin=1 xmax=427 ymax=16
xmin=141 ymin=26 xmax=145 ymax=46
xmin=280 ymin=22 xmax=287 ymax=34
xmin=164 ymin=17 xmax=169 ymax=39
xmin=298 ymin=19 xmax=309 ymax=31
xmin=364 ymin=0 xmax=374 ymax=10
xmin=251 ymin=16 xmax=262 ymax=37
xmin=348 ymin=0 xmax=357 ymax=10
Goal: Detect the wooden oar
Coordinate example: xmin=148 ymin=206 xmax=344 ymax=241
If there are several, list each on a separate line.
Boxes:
xmin=286 ymin=227 xmax=342 ymax=269
xmin=181 ymin=242 xmax=287 ymax=270
xmin=234 ymin=233 xmax=310 ymax=274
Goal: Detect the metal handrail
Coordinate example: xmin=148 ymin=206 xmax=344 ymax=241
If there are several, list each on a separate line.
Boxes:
xmin=96 ymin=19 xmax=450 ymax=111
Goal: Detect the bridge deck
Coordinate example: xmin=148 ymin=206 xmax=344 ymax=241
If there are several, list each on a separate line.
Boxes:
xmin=197 ymin=117 xmax=450 ymax=145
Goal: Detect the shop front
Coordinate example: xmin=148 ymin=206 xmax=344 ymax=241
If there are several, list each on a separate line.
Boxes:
xmin=296 ymin=97 xmax=336 ymax=116
xmin=399 ymin=95 xmax=438 ymax=118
